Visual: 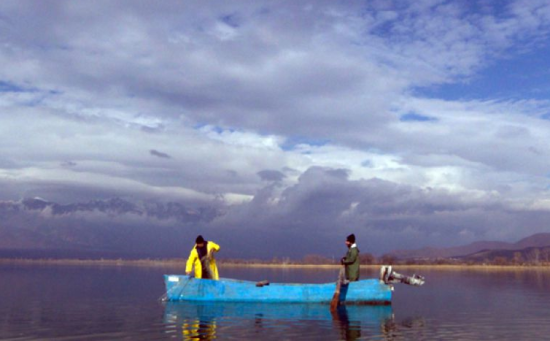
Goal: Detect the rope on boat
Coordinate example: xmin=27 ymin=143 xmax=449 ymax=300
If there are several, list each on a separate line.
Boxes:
xmin=158 ymin=286 xmax=176 ymax=302
xmin=159 ymin=276 xmax=193 ymax=302
xmin=159 ymin=252 xmax=214 ymax=302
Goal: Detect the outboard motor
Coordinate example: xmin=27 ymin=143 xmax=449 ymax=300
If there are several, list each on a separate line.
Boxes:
xmin=379 ymin=266 xmax=425 ymax=286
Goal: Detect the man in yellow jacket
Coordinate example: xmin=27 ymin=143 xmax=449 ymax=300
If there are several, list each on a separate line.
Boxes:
xmin=186 ymin=235 xmax=220 ymax=280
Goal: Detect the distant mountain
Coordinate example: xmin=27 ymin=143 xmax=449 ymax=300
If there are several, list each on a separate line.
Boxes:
xmin=0 ymin=197 xmax=220 ymax=222
xmin=461 ymin=245 xmax=550 ymax=264
xmin=390 ymin=233 xmax=550 ymax=259
xmin=513 ymin=233 xmax=550 ymax=249
xmin=0 ymin=248 xmax=150 ymax=260
xmin=0 ymin=197 xmax=222 ymax=258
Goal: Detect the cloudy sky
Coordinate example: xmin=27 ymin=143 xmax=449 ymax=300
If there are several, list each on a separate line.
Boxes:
xmin=2 ymin=0 xmax=550 ymax=258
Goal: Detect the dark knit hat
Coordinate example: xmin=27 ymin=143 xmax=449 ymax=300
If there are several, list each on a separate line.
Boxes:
xmin=346 ymin=234 xmax=355 ymax=243
xmin=196 ymin=235 xmax=205 ymax=244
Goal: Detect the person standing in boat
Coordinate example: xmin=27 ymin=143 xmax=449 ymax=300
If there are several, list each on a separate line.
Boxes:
xmin=186 ymin=235 xmax=220 ymax=280
xmin=341 ymin=234 xmax=360 ymax=282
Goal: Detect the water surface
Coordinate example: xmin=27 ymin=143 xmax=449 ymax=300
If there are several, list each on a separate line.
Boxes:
xmin=1 ymin=264 xmax=549 ymax=340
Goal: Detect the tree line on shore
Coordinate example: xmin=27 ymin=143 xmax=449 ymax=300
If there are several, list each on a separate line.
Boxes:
xmin=2 ymin=246 xmax=550 ymax=266
xmin=220 ymin=246 xmax=550 ymax=266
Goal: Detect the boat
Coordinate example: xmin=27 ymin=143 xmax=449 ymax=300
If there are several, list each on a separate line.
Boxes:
xmin=163 ymin=275 xmax=392 ymax=304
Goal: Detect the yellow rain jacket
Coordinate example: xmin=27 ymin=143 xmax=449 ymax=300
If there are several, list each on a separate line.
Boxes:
xmin=186 ymin=241 xmax=220 ymax=280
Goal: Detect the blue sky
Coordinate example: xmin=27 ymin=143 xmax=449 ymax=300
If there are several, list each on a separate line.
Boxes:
xmin=1 ymin=0 xmax=550 ymax=258
xmin=418 ymin=43 xmax=550 ymax=101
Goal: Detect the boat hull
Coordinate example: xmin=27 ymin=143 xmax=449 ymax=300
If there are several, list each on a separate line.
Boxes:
xmin=164 ymin=275 xmax=392 ymax=304
xmin=164 ymin=301 xmax=393 ymax=324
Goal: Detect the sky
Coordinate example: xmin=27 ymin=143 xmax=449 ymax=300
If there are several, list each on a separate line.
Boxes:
xmin=2 ymin=0 xmax=550 ymax=259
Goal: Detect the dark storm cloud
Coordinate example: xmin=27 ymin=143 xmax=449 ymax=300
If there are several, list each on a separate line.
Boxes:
xmin=209 ymin=167 xmax=550 ymax=257
xmin=61 ymin=161 xmax=77 ymax=167
xmin=257 ymin=170 xmax=285 ymax=182
xmin=2 ymin=166 xmax=550 ymax=258
xmin=150 ymin=149 xmax=171 ymax=159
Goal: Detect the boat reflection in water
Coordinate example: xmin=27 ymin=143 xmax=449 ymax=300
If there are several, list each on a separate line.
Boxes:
xmin=164 ymin=301 xmax=394 ymax=340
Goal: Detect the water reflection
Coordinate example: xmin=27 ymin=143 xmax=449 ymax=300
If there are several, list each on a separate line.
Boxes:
xmin=164 ymin=302 xmax=394 ymax=340
xmin=177 ymin=304 xmax=217 ymax=340
xmin=380 ymin=316 xmax=428 ymax=340
xmin=181 ymin=317 xmax=217 ymax=340
xmin=330 ymin=306 xmax=362 ymax=340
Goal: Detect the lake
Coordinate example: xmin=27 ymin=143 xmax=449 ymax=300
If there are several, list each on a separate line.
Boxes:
xmin=1 ymin=264 xmax=549 ymax=340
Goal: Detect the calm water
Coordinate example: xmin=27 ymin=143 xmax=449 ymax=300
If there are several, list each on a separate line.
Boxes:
xmin=1 ymin=264 xmax=550 ymax=340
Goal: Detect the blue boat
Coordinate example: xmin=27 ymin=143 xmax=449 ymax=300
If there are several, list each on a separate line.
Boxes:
xmin=163 ymin=275 xmax=392 ymax=305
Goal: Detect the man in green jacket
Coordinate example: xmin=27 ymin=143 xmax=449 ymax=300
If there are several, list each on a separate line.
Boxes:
xmin=341 ymin=234 xmax=360 ymax=282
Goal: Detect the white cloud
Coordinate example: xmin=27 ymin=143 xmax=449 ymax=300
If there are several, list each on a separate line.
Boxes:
xmin=2 ymin=1 xmax=550 ymax=252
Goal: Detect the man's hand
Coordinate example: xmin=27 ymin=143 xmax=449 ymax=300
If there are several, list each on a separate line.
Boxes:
xmin=186 ymin=271 xmax=191 ymax=276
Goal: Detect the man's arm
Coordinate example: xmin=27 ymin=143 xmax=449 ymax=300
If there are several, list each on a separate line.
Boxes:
xmin=207 ymin=242 xmax=220 ymax=257
xmin=341 ymin=248 xmax=358 ymax=265
xmin=210 ymin=242 xmax=220 ymax=252
xmin=185 ymin=249 xmax=197 ymax=275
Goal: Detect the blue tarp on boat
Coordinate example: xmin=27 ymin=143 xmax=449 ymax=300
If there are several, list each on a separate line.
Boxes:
xmin=164 ymin=275 xmax=392 ymax=304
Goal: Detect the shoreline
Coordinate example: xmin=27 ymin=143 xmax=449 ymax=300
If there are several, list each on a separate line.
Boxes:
xmin=1 ymin=258 xmax=550 ymax=271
